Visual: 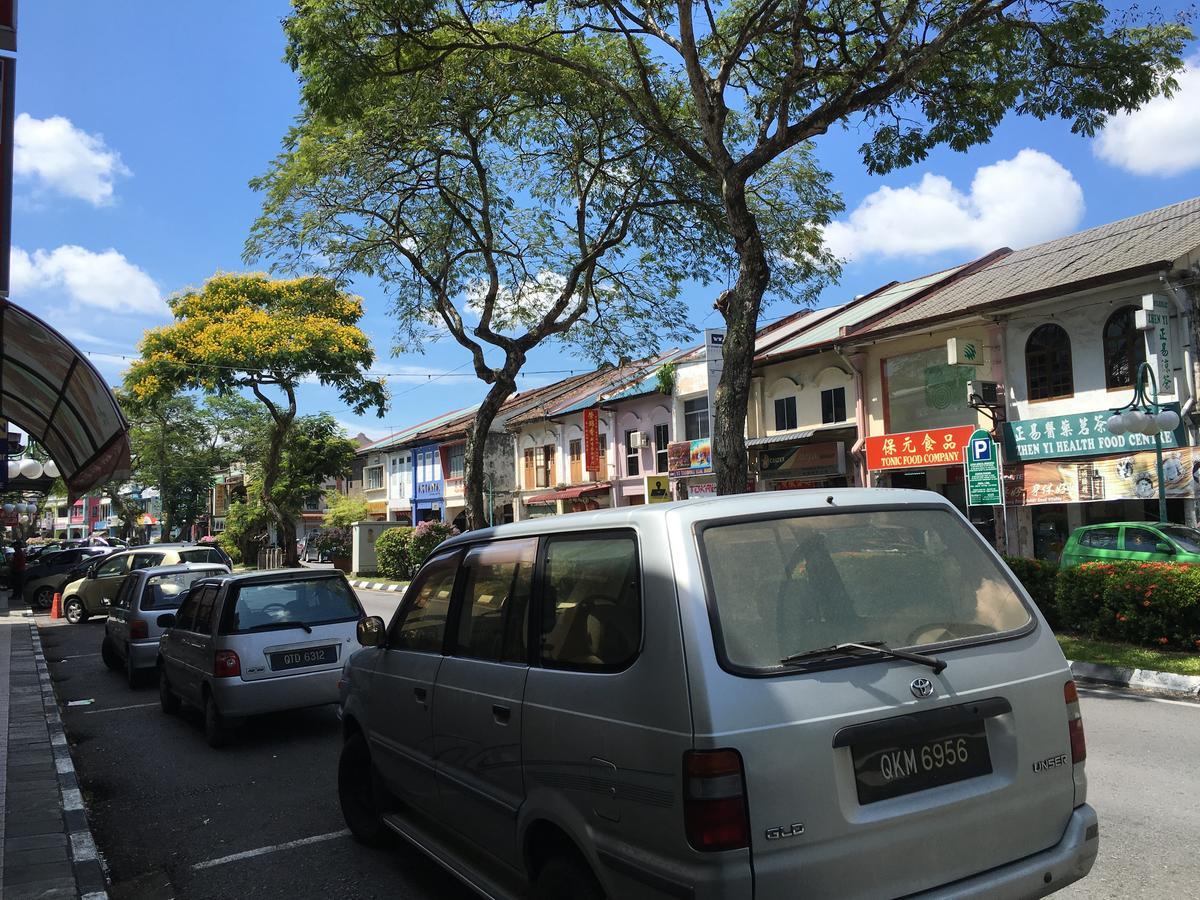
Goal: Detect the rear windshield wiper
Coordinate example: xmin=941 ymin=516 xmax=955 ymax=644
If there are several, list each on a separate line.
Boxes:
xmin=781 ymin=641 xmax=946 ymax=673
xmin=246 ymin=620 xmax=313 ymax=634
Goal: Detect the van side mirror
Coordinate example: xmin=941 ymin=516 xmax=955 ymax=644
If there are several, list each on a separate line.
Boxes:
xmin=357 ymin=616 xmax=386 ymax=647
xmin=156 ymin=613 xmax=176 ymax=629
xmin=1156 ymin=542 xmax=1174 ymax=554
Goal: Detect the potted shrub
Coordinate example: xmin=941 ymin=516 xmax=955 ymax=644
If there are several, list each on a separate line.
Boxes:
xmin=321 ymin=526 xmax=353 ymax=572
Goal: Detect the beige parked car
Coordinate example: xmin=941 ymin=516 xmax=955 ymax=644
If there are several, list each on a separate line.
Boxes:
xmin=60 ymin=544 xmax=228 ymax=624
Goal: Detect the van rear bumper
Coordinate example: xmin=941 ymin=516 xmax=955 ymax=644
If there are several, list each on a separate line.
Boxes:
xmin=916 ymin=804 xmax=1098 ymax=899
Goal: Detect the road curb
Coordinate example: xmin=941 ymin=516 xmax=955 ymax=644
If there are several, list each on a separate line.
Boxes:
xmin=29 ymin=623 xmax=109 ymax=898
xmin=1068 ymin=658 xmax=1200 ymax=696
xmin=348 ymin=579 xmax=407 ymax=592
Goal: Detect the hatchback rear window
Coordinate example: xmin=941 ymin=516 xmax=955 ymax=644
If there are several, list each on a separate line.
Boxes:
xmin=141 ymin=571 xmax=221 ymax=610
xmin=699 ymin=508 xmax=1032 ymax=673
xmin=227 ymin=578 xmax=361 ymax=632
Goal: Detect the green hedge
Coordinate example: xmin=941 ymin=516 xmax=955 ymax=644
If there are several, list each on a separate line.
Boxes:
xmin=1055 ymin=562 xmax=1200 ymax=651
xmin=1002 ymin=556 xmax=1059 ymax=628
xmin=375 ymin=527 xmax=413 ymax=580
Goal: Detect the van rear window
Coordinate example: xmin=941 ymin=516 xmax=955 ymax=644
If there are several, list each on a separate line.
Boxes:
xmin=699 ymin=508 xmax=1031 ymax=672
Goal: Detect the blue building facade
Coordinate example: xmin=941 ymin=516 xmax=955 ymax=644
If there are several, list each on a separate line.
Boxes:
xmin=410 ymin=441 xmax=444 ymax=523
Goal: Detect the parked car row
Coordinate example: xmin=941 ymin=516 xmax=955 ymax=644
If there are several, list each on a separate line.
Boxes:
xmin=84 ymin=491 xmax=1098 ymax=898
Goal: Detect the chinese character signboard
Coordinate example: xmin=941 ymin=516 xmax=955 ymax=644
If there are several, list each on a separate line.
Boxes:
xmin=668 ymin=438 xmax=712 ymax=477
xmin=1135 ymin=294 xmax=1172 ymax=390
xmin=1013 ymin=449 xmax=1193 ymax=505
xmin=865 ymin=425 xmax=975 ymax=471
xmin=1002 ymin=403 xmax=1186 ymax=462
xmin=644 ymin=474 xmax=671 ymax=503
xmin=963 ymin=429 xmax=1002 ymax=506
xmin=759 ymin=441 xmax=845 ymax=477
xmin=583 ymin=407 xmax=600 ymax=473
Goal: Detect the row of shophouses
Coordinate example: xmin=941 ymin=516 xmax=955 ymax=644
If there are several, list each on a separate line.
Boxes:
xmin=347 ymin=196 xmax=1200 ymax=562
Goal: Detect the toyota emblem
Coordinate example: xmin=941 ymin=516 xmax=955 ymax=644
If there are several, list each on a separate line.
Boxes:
xmin=910 ymin=677 xmax=935 ymax=698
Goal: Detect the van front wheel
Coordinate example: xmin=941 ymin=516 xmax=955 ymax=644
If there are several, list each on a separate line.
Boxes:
xmin=531 ymin=855 xmax=605 ymax=900
xmin=338 ymin=732 xmax=390 ymax=847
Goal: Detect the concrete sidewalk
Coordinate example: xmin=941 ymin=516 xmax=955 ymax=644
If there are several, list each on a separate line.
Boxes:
xmin=0 ymin=591 xmax=106 ymax=899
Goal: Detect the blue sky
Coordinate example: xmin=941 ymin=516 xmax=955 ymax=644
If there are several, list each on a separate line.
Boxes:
xmin=12 ymin=3 xmax=1200 ymax=443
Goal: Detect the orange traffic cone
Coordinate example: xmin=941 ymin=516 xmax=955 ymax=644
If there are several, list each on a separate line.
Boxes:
xmin=50 ymin=592 xmax=62 ymax=619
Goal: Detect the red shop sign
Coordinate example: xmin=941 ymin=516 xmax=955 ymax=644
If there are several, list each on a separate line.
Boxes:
xmin=583 ymin=408 xmax=601 ymax=474
xmin=865 ymin=425 xmax=976 ymax=471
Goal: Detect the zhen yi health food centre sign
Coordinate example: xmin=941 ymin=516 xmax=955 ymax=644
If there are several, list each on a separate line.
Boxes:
xmin=1002 ymin=403 xmax=1187 ymax=462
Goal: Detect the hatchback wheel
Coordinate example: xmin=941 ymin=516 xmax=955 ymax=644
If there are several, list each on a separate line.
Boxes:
xmin=339 ymin=732 xmax=391 ymax=847
xmin=531 ymin=855 xmax=605 ymax=900
xmin=64 ymin=598 xmax=86 ymax=624
xmin=33 ymin=586 xmax=54 ymax=611
xmin=101 ymin=636 xmax=120 ymax=671
xmin=204 ymin=694 xmax=229 ymax=748
xmin=158 ymin=668 xmax=180 ymax=715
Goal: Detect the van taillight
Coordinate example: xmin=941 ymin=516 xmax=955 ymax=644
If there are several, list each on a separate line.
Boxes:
xmin=1064 ymin=680 xmax=1086 ymax=763
xmin=214 ymin=650 xmax=241 ymax=678
xmin=130 ymin=620 xmax=148 ymax=640
xmin=683 ymin=749 xmax=750 ymax=852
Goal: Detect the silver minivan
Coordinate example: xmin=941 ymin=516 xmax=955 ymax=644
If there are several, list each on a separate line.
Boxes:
xmin=102 ymin=562 xmax=230 ymax=687
xmin=157 ymin=569 xmax=366 ymax=747
xmin=337 ymin=490 xmax=1097 ymax=899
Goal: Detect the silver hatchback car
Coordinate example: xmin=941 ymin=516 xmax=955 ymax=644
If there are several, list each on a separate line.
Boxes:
xmin=102 ymin=563 xmax=230 ymax=687
xmin=338 ymin=490 xmax=1097 ymax=899
xmin=157 ymin=569 xmax=365 ymax=747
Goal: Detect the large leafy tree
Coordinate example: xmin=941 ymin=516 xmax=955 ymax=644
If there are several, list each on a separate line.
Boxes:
xmin=249 ymin=20 xmax=836 ymax=527
xmin=124 ymin=274 xmax=386 ymax=563
xmin=277 ymin=0 xmax=1190 ymax=494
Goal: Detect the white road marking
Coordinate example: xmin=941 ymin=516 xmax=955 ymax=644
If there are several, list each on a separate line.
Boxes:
xmin=81 ymin=702 xmax=160 ymax=714
xmin=58 ymin=653 xmax=101 ymax=660
xmin=191 ymin=829 xmax=351 ymax=870
xmin=1077 ymin=687 xmax=1200 ymax=708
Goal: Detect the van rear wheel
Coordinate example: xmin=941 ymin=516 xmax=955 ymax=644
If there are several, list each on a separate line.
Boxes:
xmin=338 ymin=732 xmax=391 ymax=847
xmin=531 ymin=855 xmax=605 ymax=900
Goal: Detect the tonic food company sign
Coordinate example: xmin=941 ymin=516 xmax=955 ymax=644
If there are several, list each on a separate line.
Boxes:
xmin=1002 ymin=403 xmax=1187 ymax=462
xmin=865 ymin=426 xmax=976 ymax=471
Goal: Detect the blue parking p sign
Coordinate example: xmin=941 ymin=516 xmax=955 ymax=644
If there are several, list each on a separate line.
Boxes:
xmin=970 ymin=437 xmax=992 ymax=462
xmin=964 ymin=428 xmax=1002 ymax=506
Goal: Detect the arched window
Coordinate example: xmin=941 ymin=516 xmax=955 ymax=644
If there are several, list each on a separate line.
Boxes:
xmin=1025 ymin=323 xmax=1073 ymax=400
xmin=1103 ymin=305 xmax=1146 ymax=389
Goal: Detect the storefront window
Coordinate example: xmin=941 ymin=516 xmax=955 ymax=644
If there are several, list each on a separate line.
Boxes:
xmin=654 ymin=424 xmax=669 ymax=473
xmin=625 ymin=430 xmax=640 ymax=476
xmin=684 ymin=397 xmax=710 ymax=440
xmin=1025 ymin=324 xmax=1074 ymax=400
xmin=821 ymin=387 xmax=847 ymax=424
xmin=1103 ymin=306 xmax=1145 ymax=389
xmin=774 ymin=396 xmax=797 ymax=431
xmin=884 ymin=347 xmax=974 ymax=432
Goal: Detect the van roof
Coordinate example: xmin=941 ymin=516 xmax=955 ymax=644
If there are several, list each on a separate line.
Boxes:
xmin=440 ymin=488 xmax=957 ymax=550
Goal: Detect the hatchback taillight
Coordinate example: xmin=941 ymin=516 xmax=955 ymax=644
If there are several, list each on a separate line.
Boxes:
xmin=683 ymin=749 xmax=750 ymax=852
xmin=214 ymin=649 xmax=241 ymax=678
xmin=1064 ymin=680 xmax=1086 ymax=763
xmin=129 ymin=619 xmax=148 ymax=640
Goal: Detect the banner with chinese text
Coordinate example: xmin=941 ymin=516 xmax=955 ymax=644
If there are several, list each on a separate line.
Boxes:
xmin=1002 ymin=403 xmax=1186 ymax=462
xmin=1011 ymin=448 xmax=1194 ymax=505
xmin=583 ymin=408 xmax=600 ymax=473
xmin=865 ymin=425 xmax=976 ymax=471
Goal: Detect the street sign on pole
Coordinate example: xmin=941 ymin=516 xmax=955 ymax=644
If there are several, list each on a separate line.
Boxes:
xmin=964 ymin=428 xmax=1002 ymax=506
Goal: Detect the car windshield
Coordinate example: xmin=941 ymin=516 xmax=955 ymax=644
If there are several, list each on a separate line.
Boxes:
xmin=141 ymin=571 xmax=221 ymax=610
xmin=699 ymin=508 xmax=1032 ymax=672
xmin=227 ymin=578 xmax=361 ymax=632
xmin=1159 ymin=525 xmax=1200 ymax=554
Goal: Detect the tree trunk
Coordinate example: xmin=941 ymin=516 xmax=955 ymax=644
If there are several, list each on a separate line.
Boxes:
xmin=465 ymin=371 xmax=519 ymax=531
xmin=257 ymin=395 xmax=298 ymax=566
xmin=714 ymin=179 xmax=771 ymax=495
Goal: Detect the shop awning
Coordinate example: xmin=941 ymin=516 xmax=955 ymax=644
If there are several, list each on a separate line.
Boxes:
xmin=1 ymin=299 xmax=131 ymax=497
xmin=746 ymin=424 xmax=853 ymax=448
xmin=525 ymin=483 xmax=611 ymax=504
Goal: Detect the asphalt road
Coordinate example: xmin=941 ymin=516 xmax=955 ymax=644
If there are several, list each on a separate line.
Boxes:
xmin=37 ymin=590 xmax=1200 ymax=899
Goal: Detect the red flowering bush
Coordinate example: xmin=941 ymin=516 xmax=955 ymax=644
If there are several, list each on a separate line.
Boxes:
xmin=1055 ymin=561 xmax=1200 ymax=650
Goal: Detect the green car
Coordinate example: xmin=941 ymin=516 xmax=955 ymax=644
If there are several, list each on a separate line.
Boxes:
xmin=1059 ymin=522 xmax=1200 ymax=568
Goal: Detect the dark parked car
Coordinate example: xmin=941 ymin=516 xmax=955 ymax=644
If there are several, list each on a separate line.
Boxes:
xmin=23 ymin=547 xmax=111 ymax=610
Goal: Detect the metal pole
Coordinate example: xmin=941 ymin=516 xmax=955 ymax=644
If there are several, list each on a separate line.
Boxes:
xmin=1145 ymin=365 xmax=1168 ymax=523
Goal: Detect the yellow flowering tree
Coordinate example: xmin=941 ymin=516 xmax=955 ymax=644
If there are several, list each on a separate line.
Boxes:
xmin=124 ymin=273 xmax=387 ymax=565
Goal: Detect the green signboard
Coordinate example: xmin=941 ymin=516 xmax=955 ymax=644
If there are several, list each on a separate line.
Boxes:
xmin=964 ymin=428 xmax=1002 ymax=506
xmin=1001 ymin=402 xmax=1187 ymax=462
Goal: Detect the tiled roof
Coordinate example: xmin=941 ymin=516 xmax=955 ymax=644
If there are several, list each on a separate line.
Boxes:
xmin=360 ymin=406 xmax=477 ymax=452
xmin=506 ymin=352 xmax=681 ymax=427
xmin=856 ymin=195 xmax=1200 ymax=334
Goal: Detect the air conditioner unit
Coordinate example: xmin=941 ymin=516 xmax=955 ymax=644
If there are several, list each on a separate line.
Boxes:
xmin=967 ymin=379 xmax=1001 ymax=407
xmin=629 ymin=431 xmax=651 ymax=449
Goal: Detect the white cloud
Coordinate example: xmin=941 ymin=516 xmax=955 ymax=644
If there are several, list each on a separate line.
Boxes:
xmin=823 ymin=150 xmax=1084 ymax=262
xmin=1094 ymin=56 xmax=1200 ymax=177
xmin=14 ymin=113 xmax=130 ymax=205
xmin=11 ymin=245 xmax=163 ymax=315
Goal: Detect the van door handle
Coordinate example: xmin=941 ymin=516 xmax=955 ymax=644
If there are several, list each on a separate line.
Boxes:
xmin=492 ymin=704 xmax=511 ymax=724
xmin=413 ymin=687 xmax=428 ymax=705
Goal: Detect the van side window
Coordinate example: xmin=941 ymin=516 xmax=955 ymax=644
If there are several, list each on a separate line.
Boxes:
xmin=1123 ymin=527 xmax=1162 ymax=553
xmin=1080 ymin=528 xmax=1118 ymax=550
xmin=540 ymin=534 xmax=640 ymax=669
xmin=453 ymin=539 xmax=536 ymax=663
xmin=392 ymin=552 xmax=460 ymax=653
